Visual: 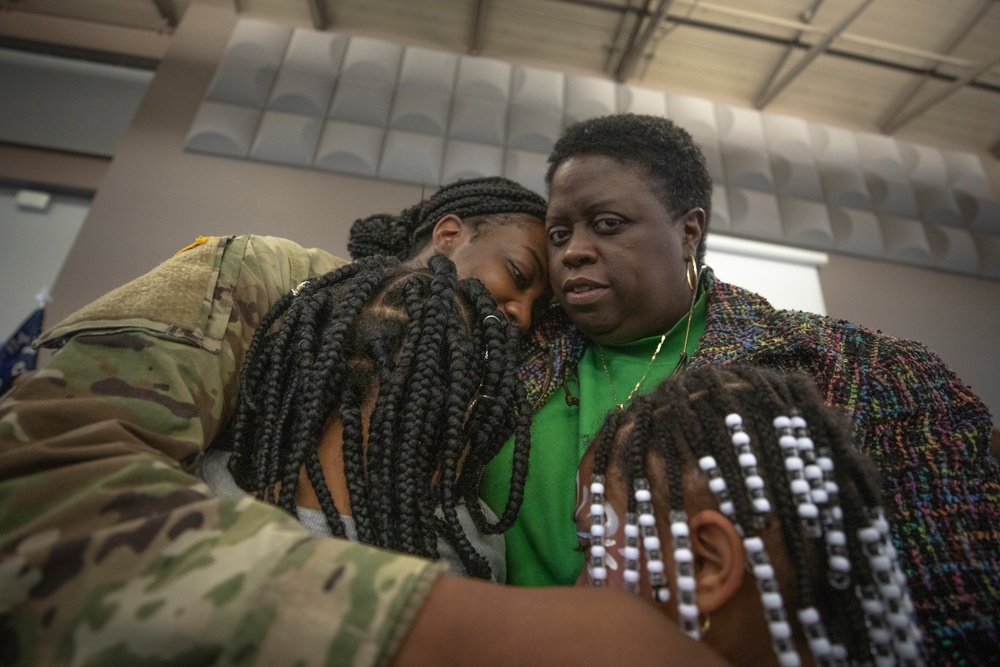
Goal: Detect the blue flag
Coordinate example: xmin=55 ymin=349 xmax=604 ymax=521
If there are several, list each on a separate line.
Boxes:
xmin=1 ymin=306 xmax=45 ymax=395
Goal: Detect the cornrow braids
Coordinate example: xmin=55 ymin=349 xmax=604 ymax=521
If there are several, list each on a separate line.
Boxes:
xmin=227 ymin=254 xmax=533 ymax=580
xmin=586 ymin=365 xmax=924 ymax=666
xmin=546 ymin=113 xmax=713 ymax=262
xmin=348 ymin=176 xmax=547 ymax=260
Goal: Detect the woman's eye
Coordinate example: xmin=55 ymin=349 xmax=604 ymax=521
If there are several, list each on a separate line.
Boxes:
xmin=509 ymin=262 xmax=529 ymax=289
xmin=593 ymin=217 xmax=624 ymax=233
xmin=548 ymin=228 xmax=570 ymax=245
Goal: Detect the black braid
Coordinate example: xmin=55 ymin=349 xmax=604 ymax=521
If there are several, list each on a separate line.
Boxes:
xmin=348 ymin=176 xmax=547 ymax=260
xmin=589 ymin=408 xmax=623 ymax=487
xmin=347 ymin=211 xmax=417 ymax=261
xmin=339 ymin=392 xmax=369 ymax=541
xmin=457 ymin=281 xmax=533 ymax=535
xmin=586 ymin=364 xmax=915 ymax=664
xmin=359 ymin=276 xmax=422 ymax=546
xmin=278 ymin=264 xmax=386 ymax=515
xmin=407 ymin=258 xmax=456 ymax=543
xmin=394 ymin=262 xmax=452 ymax=555
xmin=228 ymin=254 xmax=532 ymax=580
xmin=630 ymin=399 xmax=665 ymax=502
xmin=435 ymin=301 xmax=494 ymax=577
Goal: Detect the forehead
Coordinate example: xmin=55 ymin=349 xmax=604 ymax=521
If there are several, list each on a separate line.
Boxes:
xmin=470 ymin=220 xmax=548 ymax=277
xmin=476 ymin=214 xmax=546 ymax=243
xmin=547 ymin=155 xmax=666 ymax=213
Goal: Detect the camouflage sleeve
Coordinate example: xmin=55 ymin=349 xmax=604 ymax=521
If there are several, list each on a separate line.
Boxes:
xmin=0 ymin=234 xmax=446 ymax=667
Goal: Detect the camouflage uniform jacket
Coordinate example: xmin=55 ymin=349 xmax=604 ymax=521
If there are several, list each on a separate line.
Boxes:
xmin=0 ymin=235 xmax=445 ymax=667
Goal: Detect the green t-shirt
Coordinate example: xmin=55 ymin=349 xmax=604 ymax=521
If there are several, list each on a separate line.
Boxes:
xmin=481 ymin=293 xmax=708 ymax=586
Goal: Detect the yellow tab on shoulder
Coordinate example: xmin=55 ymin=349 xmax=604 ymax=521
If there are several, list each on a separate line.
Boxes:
xmin=175 ymin=236 xmax=211 ymax=255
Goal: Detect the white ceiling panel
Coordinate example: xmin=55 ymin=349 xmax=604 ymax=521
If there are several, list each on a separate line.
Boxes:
xmin=0 ymin=0 xmax=997 ymax=158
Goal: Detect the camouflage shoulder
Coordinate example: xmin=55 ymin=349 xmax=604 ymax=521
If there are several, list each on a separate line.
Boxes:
xmin=36 ymin=236 xmax=243 ymax=353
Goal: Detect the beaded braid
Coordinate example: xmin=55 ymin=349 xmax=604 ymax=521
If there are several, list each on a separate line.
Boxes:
xmin=628 ymin=399 xmax=673 ymax=609
xmin=585 ymin=365 xmax=925 ymax=666
xmin=348 ymin=176 xmax=547 ymax=260
xmin=583 ymin=409 xmax=625 ymax=588
xmin=786 ymin=380 xmax=923 ymax=663
xmin=708 ymin=373 xmax=828 ymax=664
xmin=227 ymin=254 xmax=532 ymax=580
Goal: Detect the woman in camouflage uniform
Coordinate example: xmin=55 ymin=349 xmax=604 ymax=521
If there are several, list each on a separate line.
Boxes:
xmin=0 ymin=177 xmax=727 ymax=666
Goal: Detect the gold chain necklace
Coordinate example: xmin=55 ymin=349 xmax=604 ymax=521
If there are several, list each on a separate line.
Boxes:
xmin=596 ymin=333 xmax=667 ymax=411
xmin=595 ymin=268 xmax=702 ymax=411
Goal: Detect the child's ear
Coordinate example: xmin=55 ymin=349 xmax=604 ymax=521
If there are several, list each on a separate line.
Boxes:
xmin=430 ymin=214 xmax=466 ymax=256
xmin=689 ymin=509 xmax=745 ymax=614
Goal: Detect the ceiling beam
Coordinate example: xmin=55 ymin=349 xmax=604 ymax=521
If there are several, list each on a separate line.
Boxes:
xmin=306 ymin=0 xmax=328 ymax=30
xmin=554 ymin=0 xmax=995 ymax=92
xmin=752 ymin=0 xmax=825 ymax=113
xmin=469 ymin=0 xmax=488 ymax=55
xmin=753 ymin=0 xmax=875 ymax=109
xmin=0 ymin=10 xmax=168 ymax=63
xmin=881 ymin=54 xmax=1000 ymax=134
xmin=603 ymin=0 xmax=648 ymax=76
xmin=694 ymin=2 xmax=971 ymax=69
xmin=150 ymin=0 xmax=180 ymax=28
xmin=877 ymin=0 xmax=993 ymax=132
xmin=612 ymin=0 xmax=676 ymax=82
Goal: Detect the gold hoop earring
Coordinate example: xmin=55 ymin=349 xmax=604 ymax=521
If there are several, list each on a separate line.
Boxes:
xmin=685 ymin=253 xmax=698 ymax=292
xmin=699 ymin=613 xmax=711 ymax=636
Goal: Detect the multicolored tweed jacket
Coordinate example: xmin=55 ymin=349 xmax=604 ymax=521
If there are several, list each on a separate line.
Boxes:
xmin=519 ymin=268 xmax=1000 ymax=667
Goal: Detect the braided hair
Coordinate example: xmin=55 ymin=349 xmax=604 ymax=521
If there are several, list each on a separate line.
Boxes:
xmin=546 ymin=113 xmax=713 ymax=261
xmin=228 ymin=254 xmax=533 ymax=580
xmin=348 ymin=176 xmax=548 ymax=261
xmin=584 ymin=365 xmax=924 ymax=666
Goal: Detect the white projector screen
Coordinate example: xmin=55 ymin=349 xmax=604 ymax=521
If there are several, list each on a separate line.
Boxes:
xmin=704 ymin=235 xmax=828 ymax=316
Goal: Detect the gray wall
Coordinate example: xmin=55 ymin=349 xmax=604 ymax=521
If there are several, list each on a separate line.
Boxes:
xmin=0 ymin=188 xmax=88 ymax=338
xmin=820 ymin=254 xmax=1000 ymax=416
xmin=44 ymin=0 xmax=1000 ymax=418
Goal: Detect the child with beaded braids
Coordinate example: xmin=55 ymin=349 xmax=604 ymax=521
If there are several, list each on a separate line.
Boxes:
xmin=349 ymin=176 xmax=550 ymax=330
xmin=207 ymin=253 xmax=532 ymax=582
xmin=576 ymin=364 xmax=924 ymax=667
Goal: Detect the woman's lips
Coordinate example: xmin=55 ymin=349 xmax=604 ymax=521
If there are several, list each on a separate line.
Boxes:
xmin=561 ymin=279 xmax=609 ymax=306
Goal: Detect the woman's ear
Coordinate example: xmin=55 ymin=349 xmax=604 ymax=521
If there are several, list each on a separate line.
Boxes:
xmin=430 ymin=214 xmax=467 ymax=257
xmin=689 ymin=509 xmax=745 ymax=614
xmin=681 ymin=208 xmax=706 ymax=258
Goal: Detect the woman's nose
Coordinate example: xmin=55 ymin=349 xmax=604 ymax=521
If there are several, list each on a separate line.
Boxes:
xmin=560 ymin=235 xmax=596 ymax=267
xmin=499 ymin=298 xmax=530 ymax=330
